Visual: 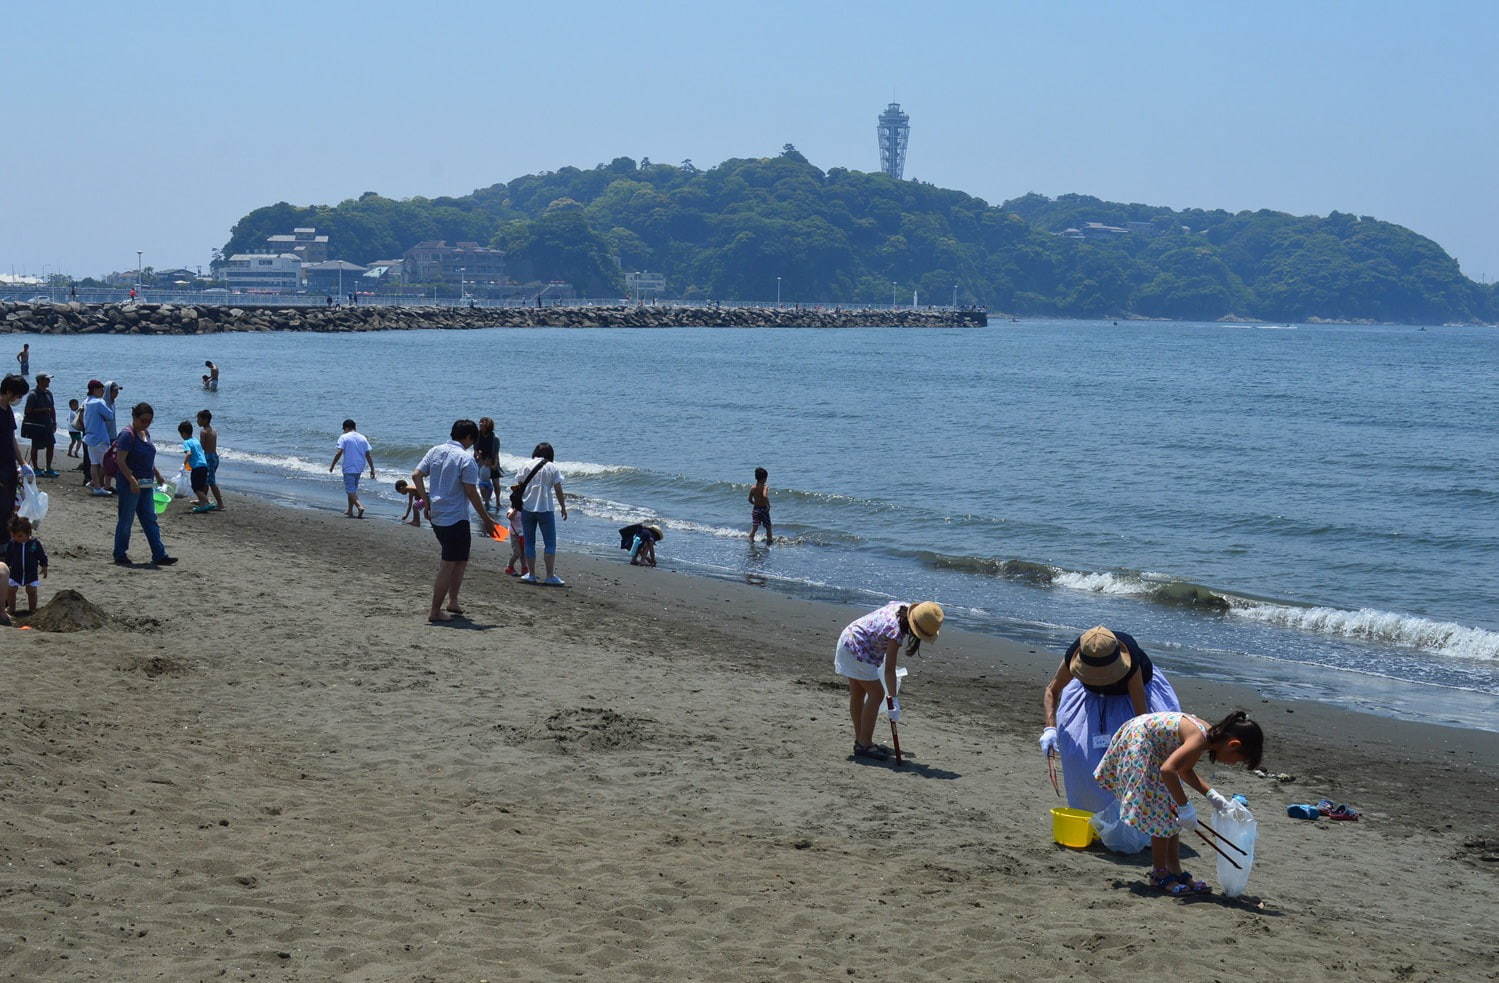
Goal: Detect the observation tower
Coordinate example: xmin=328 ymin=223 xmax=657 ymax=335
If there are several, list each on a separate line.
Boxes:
xmin=877 ymin=102 xmax=910 ymax=180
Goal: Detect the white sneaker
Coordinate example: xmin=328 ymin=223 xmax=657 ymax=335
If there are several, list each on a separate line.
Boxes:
xmin=543 ymin=576 xmax=566 ymax=587
xmin=518 ymin=573 xmax=538 ymax=584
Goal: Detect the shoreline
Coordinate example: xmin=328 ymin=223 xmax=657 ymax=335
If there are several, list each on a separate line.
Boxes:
xmin=3 ymin=478 xmax=1496 ymax=979
xmin=0 ymin=300 xmax=986 ymax=335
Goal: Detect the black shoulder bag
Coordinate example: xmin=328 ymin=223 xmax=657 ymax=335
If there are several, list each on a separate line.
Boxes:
xmin=510 ymin=459 xmax=546 ymax=511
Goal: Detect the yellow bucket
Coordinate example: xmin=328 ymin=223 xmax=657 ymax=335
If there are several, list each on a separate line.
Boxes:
xmin=1051 ymin=807 xmax=1096 ymax=848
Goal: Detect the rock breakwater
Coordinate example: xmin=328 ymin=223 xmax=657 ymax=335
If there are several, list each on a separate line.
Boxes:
xmin=1 ymin=301 xmax=985 ymax=336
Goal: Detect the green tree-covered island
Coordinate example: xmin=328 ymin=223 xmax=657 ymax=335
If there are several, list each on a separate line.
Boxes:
xmin=224 ymin=147 xmax=1497 ymax=324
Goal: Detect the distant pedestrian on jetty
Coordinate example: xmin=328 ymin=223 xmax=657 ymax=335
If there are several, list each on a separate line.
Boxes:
xmin=112 ymin=402 xmax=177 ymax=567
xmin=412 ymin=419 xmax=499 ymax=622
xmin=1040 ymin=626 xmax=1180 ymax=817
xmin=748 ymin=467 xmax=772 ymax=544
xmin=15 ymin=344 xmax=28 ymax=377
xmin=329 ymin=419 xmax=375 ymax=518
xmin=514 ymin=443 xmax=567 ymax=587
xmin=1094 ymin=710 xmax=1262 ymax=896
xmin=21 ymin=373 xmax=58 ymax=477
xmin=834 ymin=601 xmax=943 ymax=760
xmin=196 ymin=410 xmax=225 ymax=511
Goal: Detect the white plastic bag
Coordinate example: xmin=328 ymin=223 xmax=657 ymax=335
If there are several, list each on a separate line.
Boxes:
xmin=877 ymin=666 xmax=909 ymax=718
xmin=174 ymin=468 xmax=192 ymax=498
xmin=1209 ymin=805 xmax=1257 ymax=897
xmin=1090 ymin=800 xmax=1151 ymax=854
xmin=17 ymin=476 xmax=49 ymax=528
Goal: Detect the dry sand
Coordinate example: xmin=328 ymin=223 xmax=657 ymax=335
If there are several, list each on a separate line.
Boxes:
xmin=2 ymin=481 xmax=1496 ymax=981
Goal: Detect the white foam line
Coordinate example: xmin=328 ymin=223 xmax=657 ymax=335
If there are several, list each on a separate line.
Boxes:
xmin=1233 ymin=603 xmax=1499 ymax=662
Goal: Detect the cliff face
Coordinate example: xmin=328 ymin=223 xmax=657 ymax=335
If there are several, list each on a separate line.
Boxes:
xmin=1 ymin=301 xmax=986 ymax=336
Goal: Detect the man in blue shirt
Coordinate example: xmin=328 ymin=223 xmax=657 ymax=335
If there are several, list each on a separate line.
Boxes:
xmin=411 ymin=419 xmax=499 ymax=624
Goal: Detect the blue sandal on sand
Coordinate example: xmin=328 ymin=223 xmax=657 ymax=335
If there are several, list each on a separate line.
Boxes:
xmin=1174 ymin=870 xmax=1212 ymax=894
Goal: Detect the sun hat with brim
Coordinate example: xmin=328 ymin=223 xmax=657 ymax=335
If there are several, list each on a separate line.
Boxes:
xmin=1069 ymin=625 xmax=1133 ymax=687
xmin=646 ymin=524 xmax=663 ymax=539
xmin=907 ymin=601 xmax=944 ymax=642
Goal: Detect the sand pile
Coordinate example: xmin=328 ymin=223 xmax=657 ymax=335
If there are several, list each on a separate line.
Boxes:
xmin=25 ymin=589 xmax=110 ymax=632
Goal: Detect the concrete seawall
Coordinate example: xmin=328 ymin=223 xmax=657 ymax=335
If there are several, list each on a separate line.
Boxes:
xmin=1 ymin=302 xmax=987 ymax=335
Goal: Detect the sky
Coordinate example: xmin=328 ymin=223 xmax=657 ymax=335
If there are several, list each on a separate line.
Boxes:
xmin=3 ymin=0 xmax=1497 ymax=282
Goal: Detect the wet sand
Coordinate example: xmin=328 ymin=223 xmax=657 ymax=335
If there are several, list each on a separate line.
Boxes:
xmin=2 ymin=481 xmax=1496 ymax=981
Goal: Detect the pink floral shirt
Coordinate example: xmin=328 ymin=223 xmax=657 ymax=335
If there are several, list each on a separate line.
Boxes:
xmin=839 ymin=602 xmax=909 ymax=667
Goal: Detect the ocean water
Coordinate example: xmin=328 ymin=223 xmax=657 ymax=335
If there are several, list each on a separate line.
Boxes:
xmin=18 ymin=319 xmax=1499 ymax=731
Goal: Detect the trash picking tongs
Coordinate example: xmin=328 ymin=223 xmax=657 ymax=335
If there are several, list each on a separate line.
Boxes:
xmin=1193 ymin=819 xmax=1248 ymax=869
xmin=1046 ymin=750 xmax=1061 ymax=797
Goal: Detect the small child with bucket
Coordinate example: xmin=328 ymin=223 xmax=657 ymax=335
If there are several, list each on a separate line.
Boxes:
xmin=833 ymin=601 xmax=943 ymax=760
xmin=1093 ymin=710 xmax=1263 ymax=896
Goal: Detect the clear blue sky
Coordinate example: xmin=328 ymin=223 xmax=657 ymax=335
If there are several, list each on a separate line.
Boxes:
xmin=4 ymin=0 xmax=1497 ymax=282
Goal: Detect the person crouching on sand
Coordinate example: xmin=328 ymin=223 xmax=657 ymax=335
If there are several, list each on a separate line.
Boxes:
xmin=833 ymin=601 xmax=943 ymax=760
xmin=1093 ymin=710 xmax=1263 ymax=897
xmin=394 ymin=479 xmax=425 ymax=527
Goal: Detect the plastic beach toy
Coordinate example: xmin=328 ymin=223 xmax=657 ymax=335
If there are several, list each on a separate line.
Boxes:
xmin=488 ymin=525 xmax=509 ymax=542
xmin=1051 ymin=807 xmax=1096 ymax=848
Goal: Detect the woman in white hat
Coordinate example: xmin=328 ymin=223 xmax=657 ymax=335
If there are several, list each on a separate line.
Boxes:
xmin=1039 ymin=625 xmax=1180 ymax=814
xmin=834 ymin=601 xmax=943 ymax=760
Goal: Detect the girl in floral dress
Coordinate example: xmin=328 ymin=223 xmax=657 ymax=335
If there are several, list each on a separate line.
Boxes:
xmin=1095 ymin=710 xmax=1263 ymax=895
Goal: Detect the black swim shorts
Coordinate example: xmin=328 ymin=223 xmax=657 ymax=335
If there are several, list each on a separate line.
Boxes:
xmin=431 ymin=520 xmax=472 ymax=563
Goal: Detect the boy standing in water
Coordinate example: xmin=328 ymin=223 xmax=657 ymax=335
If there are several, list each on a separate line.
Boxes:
xmin=329 ymin=419 xmax=375 ymax=518
xmin=749 ymin=467 xmax=773 ymax=544
xmin=196 ymin=410 xmax=225 ymax=511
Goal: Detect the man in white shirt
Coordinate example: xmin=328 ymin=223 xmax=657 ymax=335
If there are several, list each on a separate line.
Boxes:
xmin=412 ymin=419 xmax=499 ymax=623
xmin=329 ymin=418 xmax=375 ymax=518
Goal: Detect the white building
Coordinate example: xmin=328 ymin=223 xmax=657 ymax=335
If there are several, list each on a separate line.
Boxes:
xmin=223 ymin=253 xmax=302 ymax=293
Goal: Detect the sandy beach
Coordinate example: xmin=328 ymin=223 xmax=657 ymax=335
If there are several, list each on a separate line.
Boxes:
xmin=3 ymin=480 xmax=1496 ymax=981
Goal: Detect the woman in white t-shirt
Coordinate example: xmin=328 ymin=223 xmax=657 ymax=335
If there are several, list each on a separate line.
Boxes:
xmin=514 ymin=442 xmax=567 ymax=586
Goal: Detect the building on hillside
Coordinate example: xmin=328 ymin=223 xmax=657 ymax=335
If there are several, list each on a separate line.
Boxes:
xmin=401 ymin=241 xmax=506 ymax=284
xmin=303 ymin=260 xmax=369 ymax=295
xmin=1080 ymin=222 xmax=1130 ymax=239
xmin=223 ymin=253 xmax=302 ymax=293
xmin=265 ymin=228 xmax=330 ymax=263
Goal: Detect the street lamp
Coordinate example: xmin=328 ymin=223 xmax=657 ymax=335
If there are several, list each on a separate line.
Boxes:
xmin=952 ymin=283 xmax=958 ymax=308
xmin=776 ymin=276 xmax=781 ymax=306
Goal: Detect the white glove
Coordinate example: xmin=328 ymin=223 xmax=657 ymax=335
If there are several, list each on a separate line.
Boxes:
xmin=1039 ymin=726 xmax=1058 ymax=758
xmin=1206 ymin=789 xmax=1232 ymax=815
xmin=1175 ymin=802 xmax=1198 ymax=834
xmin=886 ymin=697 xmax=902 ymax=723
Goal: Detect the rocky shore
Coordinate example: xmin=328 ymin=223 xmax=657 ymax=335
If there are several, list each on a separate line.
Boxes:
xmin=1 ymin=300 xmax=986 ymax=335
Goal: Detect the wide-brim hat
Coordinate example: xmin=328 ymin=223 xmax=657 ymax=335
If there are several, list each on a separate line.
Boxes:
xmin=908 ymin=601 xmax=944 ymax=642
xmin=646 ymin=524 xmax=663 ymax=539
xmin=1069 ymin=625 xmax=1132 ymax=687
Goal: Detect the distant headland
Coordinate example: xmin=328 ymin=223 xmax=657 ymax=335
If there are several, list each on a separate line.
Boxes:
xmin=207 ymin=148 xmax=1497 ymax=326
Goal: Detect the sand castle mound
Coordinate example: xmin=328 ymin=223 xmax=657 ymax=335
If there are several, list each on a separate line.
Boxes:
xmin=25 ymin=590 xmax=111 ymax=632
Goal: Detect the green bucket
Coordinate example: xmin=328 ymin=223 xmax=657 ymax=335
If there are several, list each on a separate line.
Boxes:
xmin=153 ymin=489 xmax=173 ymax=515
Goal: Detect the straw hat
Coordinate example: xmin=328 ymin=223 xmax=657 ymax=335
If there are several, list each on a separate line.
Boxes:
xmin=646 ymin=524 xmax=663 ymax=539
xmin=1068 ymin=625 xmax=1133 ymax=687
xmin=907 ymin=601 xmax=944 ymax=642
